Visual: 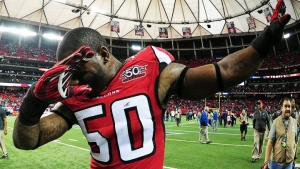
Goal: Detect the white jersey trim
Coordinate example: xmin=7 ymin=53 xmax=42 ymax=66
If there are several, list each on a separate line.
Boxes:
xmin=151 ymin=46 xmax=172 ymax=64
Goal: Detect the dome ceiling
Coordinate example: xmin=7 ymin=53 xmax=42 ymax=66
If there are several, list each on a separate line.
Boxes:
xmin=0 ymin=0 xmax=299 ymax=40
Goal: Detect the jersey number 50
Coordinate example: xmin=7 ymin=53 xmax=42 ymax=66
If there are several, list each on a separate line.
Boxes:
xmin=75 ymin=94 xmax=155 ymax=164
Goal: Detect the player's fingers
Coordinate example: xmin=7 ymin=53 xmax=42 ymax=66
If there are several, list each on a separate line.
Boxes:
xmin=280 ymin=14 xmax=291 ymax=26
xmin=271 ymin=10 xmax=279 ymax=21
xmin=84 ymin=50 xmax=95 ymax=60
xmin=55 ymin=45 xmax=89 ymax=66
xmin=70 ymin=50 xmax=95 ymax=72
xmin=66 ymin=53 xmax=84 ymax=67
xmin=68 ymin=85 xmax=92 ymax=97
xmin=281 ymin=5 xmax=286 ymax=15
xmin=42 ymin=65 xmax=68 ymax=83
xmin=275 ymin=0 xmax=284 ymax=10
xmin=80 ymin=46 xmax=92 ymax=57
xmin=71 ymin=45 xmax=89 ymax=56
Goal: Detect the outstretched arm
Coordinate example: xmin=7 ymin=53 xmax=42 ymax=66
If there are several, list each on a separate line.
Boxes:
xmin=182 ymin=46 xmax=263 ymax=100
xmin=159 ymin=0 xmax=290 ymax=105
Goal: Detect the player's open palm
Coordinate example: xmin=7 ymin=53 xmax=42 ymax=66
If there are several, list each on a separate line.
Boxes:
xmin=33 ymin=46 xmax=95 ymax=104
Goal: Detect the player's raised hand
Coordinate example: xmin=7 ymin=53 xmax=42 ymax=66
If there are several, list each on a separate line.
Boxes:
xmin=269 ymin=0 xmax=291 ymax=44
xmin=33 ymin=46 xmax=95 ymax=104
xmin=251 ymin=0 xmax=290 ymax=57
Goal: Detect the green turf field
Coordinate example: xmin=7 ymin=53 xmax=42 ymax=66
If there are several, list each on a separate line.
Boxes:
xmin=0 ymin=116 xmax=298 ymax=169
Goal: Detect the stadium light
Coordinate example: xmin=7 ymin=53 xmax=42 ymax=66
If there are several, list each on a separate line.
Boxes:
xmin=283 ymin=33 xmax=290 ymax=39
xmin=131 ymin=45 xmax=141 ymax=50
xmin=20 ymin=29 xmax=37 ymax=36
xmin=53 ymin=0 xmax=66 ymax=3
xmin=42 ymin=33 xmax=63 ymax=40
xmin=91 ymin=7 xmax=106 ymax=14
xmin=0 ymin=26 xmax=36 ymax=36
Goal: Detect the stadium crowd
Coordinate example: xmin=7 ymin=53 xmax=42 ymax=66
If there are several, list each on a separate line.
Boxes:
xmin=174 ymin=50 xmax=300 ymax=70
xmin=0 ymin=43 xmax=299 ymax=120
xmin=0 ymin=43 xmax=56 ymax=62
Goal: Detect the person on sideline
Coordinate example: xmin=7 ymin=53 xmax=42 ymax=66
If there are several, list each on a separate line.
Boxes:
xmin=177 ymin=106 xmax=182 ymax=124
xmin=262 ymin=97 xmax=298 ymax=169
xmin=175 ymin=110 xmax=180 ymax=126
xmin=230 ymin=111 xmax=236 ymax=127
xmin=291 ymin=98 xmax=299 ymax=124
xmin=12 ymin=1 xmax=290 ymax=167
xmin=0 ymin=106 xmax=8 ymax=159
xmin=199 ymin=106 xmax=212 ymax=144
xmin=239 ymin=109 xmax=249 ymax=141
xmin=223 ymin=110 xmax=228 ymax=128
xmin=208 ymin=110 xmax=213 ymax=127
xmin=251 ymin=100 xmax=270 ymax=162
xmin=170 ymin=106 xmax=176 ymax=122
xmin=212 ymin=110 xmax=219 ymax=131
xmin=227 ymin=110 xmax=232 ymax=126
xmin=218 ymin=110 xmax=223 ymax=126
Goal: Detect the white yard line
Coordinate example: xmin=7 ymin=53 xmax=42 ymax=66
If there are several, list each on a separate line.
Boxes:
xmin=166 ymin=138 xmax=253 ymax=147
xmin=53 ymin=140 xmax=177 ymax=169
xmin=167 ymin=129 xmax=254 ymax=136
xmin=53 ymin=140 xmax=90 ymax=151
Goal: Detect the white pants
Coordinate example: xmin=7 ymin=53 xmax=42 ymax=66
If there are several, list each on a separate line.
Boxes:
xmin=0 ymin=130 xmax=7 ymax=155
xmin=212 ymin=120 xmax=218 ymax=131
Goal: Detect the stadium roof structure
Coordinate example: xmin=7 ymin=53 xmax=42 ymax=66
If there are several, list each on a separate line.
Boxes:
xmin=0 ymin=0 xmax=299 ymax=40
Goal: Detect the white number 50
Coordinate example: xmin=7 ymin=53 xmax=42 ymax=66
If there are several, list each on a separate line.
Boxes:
xmin=75 ymin=94 xmax=155 ymax=164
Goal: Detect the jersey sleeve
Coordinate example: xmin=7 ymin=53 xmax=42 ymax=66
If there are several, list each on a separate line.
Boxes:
xmin=150 ymin=46 xmax=175 ymax=64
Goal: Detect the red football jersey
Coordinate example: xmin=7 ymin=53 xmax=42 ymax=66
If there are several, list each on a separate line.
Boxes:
xmin=61 ymin=46 xmax=175 ymax=169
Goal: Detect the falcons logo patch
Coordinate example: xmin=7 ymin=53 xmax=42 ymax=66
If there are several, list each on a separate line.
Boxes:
xmin=120 ymin=65 xmax=147 ymax=83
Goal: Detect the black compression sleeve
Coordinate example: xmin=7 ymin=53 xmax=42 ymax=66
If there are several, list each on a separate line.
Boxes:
xmin=19 ymin=83 xmax=49 ymax=126
xmin=177 ymin=67 xmax=190 ymax=98
xmin=213 ymin=63 xmax=225 ymax=91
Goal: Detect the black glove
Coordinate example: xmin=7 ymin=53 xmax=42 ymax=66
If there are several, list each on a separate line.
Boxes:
xmin=251 ymin=0 xmax=291 ymax=57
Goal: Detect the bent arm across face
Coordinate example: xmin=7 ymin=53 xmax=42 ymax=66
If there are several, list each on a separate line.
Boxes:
xmin=13 ymin=104 xmax=73 ymax=150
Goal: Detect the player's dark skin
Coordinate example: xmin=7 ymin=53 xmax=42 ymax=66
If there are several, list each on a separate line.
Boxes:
xmin=13 ymin=45 xmax=263 ymax=150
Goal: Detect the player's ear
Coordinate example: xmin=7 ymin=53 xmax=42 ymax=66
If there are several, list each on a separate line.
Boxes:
xmin=99 ymin=46 xmax=110 ymax=63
